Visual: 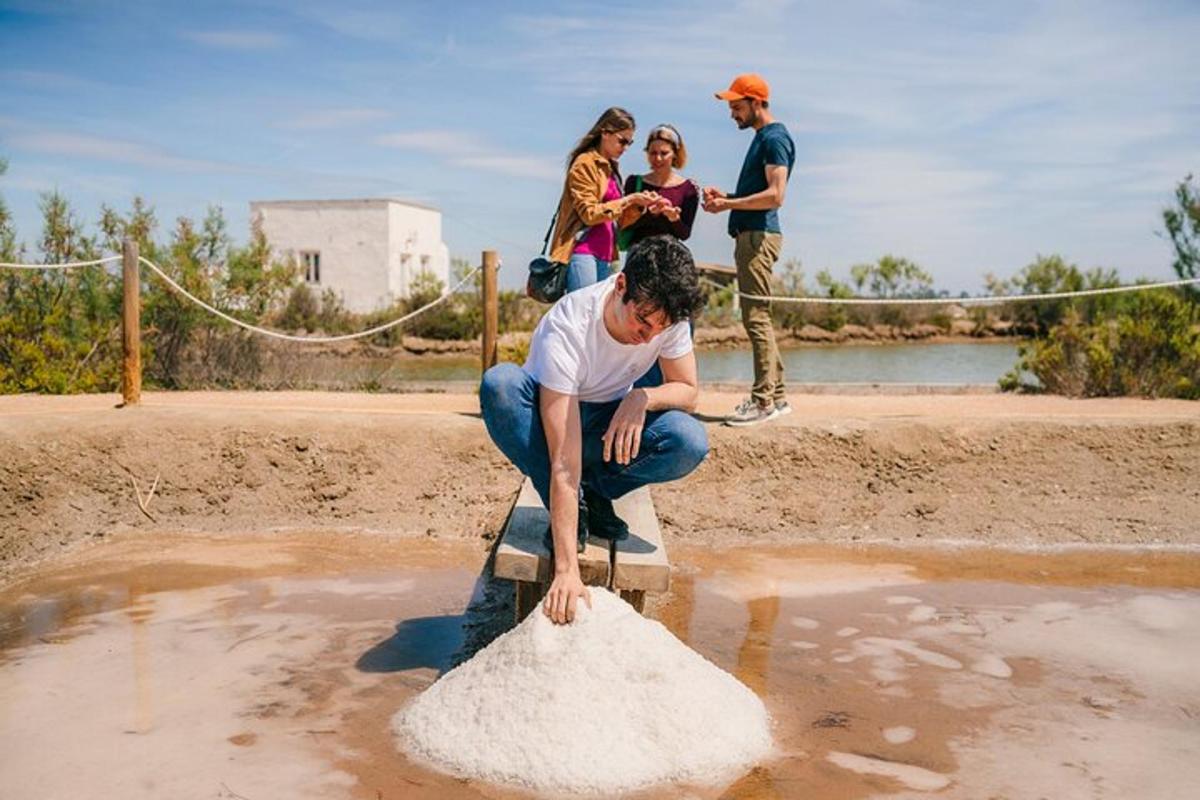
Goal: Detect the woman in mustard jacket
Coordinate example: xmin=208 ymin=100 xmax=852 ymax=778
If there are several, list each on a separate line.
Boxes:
xmin=548 ymin=107 xmax=660 ymax=292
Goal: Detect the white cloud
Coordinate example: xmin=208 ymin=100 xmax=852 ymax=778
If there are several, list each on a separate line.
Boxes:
xmin=182 ymin=29 xmax=287 ymax=50
xmin=375 ymin=130 xmax=559 ymax=181
xmin=4 ymin=130 xmax=236 ymax=174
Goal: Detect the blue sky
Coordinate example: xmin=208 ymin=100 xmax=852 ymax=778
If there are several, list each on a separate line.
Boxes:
xmin=1 ymin=0 xmax=1197 ymax=292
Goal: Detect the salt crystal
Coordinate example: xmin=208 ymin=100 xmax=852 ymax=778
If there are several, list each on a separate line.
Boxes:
xmin=393 ymin=590 xmax=773 ymax=795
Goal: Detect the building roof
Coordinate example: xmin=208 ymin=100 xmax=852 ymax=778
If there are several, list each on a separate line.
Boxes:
xmin=250 ymin=198 xmax=441 ymax=213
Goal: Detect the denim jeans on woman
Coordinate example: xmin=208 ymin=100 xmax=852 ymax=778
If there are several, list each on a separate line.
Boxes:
xmin=566 ymin=253 xmax=610 ymax=293
xmin=479 ymin=363 xmax=708 ymax=508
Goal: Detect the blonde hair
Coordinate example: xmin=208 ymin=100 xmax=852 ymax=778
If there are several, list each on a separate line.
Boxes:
xmin=644 ymin=124 xmax=687 ymax=169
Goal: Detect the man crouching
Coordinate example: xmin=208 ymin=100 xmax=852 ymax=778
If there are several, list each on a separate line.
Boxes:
xmin=480 ymin=236 xmax=708 ymax=625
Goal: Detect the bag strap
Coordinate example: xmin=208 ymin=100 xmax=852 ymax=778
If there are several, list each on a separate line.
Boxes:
xmin=540 ymin=208 xmax=558 ymax=256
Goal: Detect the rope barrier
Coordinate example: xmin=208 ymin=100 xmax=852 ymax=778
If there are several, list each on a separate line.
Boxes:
xmin=0 ymin=255 xmax=121 ymax=270
xmin=700 ymin=275 xmax=1200 ymax=306
xmin=137 ymin=257 xmax=482 ymax=343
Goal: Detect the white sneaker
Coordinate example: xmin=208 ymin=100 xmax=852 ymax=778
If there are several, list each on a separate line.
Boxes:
xmin=774 ymin=399 xmax=792 ymax=417
xmin=725 ymin=397 xmax=779 ymax=427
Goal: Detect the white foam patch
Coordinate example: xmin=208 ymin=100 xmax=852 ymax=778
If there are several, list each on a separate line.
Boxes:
xmin=971 ymin=654 xmax=1013 ymax=679
xmin=260 ymin=576 xmax=416 ymax=598
xmin=827 ymin=751 xmax=950 ymax=791
xmin=843 ymin=637 xmax=964 ymax=682
xmin=885 ymin=596 xmax=923 ymax=606
xmin=706 ymin=560 xmax=921 ymax=603
xmin=966 ymin=594 xmax=1200 ymax=698
xmin=393 ymin=590 xmax=772 ymax=795
xmin=906 ymin=605 xmax=938 ymax=623
xmin=836 ymin=627 xmax=860 ymax=637
xmin=790 ymin=641 xmax=820 ymax=650
xmin=883 ymin=726 xmax=917 ymax=744
xmin=791 ymin=616 xmax=820 ymax=630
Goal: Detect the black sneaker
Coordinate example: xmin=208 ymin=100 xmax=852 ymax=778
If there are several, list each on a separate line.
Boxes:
xmin=583 ymin=488 xmax=630 ymax=541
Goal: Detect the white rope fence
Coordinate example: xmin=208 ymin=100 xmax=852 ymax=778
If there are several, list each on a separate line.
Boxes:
xmin=0 ymin=253 xmax=482 ymax=343
xmin=700 ymin=275 xmax=1200 ymax=305
xmin=0 ymin=255 xmax=121 ymax=270
xmin=137 ymin=257 xmax=481 ymax=343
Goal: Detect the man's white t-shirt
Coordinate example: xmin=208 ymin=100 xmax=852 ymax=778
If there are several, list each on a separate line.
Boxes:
xmin=523 ymin=275 xmax=692 ymax=403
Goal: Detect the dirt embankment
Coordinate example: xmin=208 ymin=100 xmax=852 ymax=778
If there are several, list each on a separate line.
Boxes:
xmin=1 ymin=392 xmax=1197 ymax=585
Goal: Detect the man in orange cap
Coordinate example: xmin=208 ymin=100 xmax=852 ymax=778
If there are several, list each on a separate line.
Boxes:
xmin=703 ymin=73 xmax=796 ymax=427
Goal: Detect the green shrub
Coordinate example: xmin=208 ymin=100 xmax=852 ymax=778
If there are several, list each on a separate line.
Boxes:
xmin=1002 ymin=290 xmax=1200 ymax=398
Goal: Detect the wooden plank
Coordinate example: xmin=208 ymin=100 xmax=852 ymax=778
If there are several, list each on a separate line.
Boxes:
xmin=619 ymin=589 xmax=646 ymax=614
xmin=494 ymin=478 xmax=610 ymax=586
xmin=695 ymin=260 xmax=737 ymax=284
xmin=514 ymin=580 xmax=543 ymax=623
xmin=611 ymin=487 xmax=671 ymax=593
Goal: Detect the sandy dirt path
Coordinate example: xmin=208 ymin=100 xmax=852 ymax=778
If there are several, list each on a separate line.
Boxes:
xmin=2 ymin=390 xmax=1198 ymax=585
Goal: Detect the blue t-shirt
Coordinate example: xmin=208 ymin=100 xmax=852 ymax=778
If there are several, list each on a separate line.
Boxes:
xmin=728 ymin=122 xmax=795 ymax=237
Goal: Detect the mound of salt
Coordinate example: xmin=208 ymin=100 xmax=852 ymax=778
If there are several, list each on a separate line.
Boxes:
xmin=393 ymin=589 xmax=772 ymax=795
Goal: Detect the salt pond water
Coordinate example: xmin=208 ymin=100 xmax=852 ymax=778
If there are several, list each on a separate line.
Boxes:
xmin=266 ymin=341 xmax=1020 ymax=389
xmin=1 ymin=534 xmax=1197 ymax=799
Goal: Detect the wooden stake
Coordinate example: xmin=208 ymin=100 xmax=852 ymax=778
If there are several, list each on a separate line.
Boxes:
xmin=121 ymin=238 xmax=141 ymax=406
xmin=481 ymin=249 xmax=499 ymax=373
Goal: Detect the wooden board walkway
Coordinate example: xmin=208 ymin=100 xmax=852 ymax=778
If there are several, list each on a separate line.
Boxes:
xmin=494 ymin=477 xmax=670 ymax=620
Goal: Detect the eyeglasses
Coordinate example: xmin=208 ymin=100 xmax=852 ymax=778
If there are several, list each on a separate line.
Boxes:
xmin=606 ymin=131 xmax=634 ymax=147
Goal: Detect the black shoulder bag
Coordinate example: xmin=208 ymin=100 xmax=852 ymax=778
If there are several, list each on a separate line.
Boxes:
xmin=526 ymin=209 xmax=568 ymax=304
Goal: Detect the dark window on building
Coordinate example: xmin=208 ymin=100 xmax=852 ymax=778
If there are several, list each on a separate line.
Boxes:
xmin=301 ymin=251 xmax=320 ymax=284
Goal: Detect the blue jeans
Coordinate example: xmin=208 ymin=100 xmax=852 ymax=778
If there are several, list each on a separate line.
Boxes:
xmin=566 ymin=252 xmax=610 ymax=293
xmin=479 ymin=363 xmax=708 ymax=508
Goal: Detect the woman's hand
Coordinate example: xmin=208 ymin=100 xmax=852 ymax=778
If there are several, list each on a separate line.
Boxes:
xmin=627 ymin=190 xmax=660 ymax=208
xmin=656 ymin=203 xmax=681 ymax=222
xmin=602 ymin=388 xmax=649 ymax=465
xmin=543 ymin=568 xmax=592 ymax=624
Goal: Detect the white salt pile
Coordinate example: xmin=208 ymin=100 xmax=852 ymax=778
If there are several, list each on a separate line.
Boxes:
xmin=393 ymin=589 xmax=773 ymax=795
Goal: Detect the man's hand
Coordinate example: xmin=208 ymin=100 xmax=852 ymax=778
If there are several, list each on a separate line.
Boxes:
xmin=602 ymin=388 xmax=649 ymax=465
xmin=702 ymin=187 xmax=729 ymax=213
xmin=543 ymin=568 xmax=592 ymax=624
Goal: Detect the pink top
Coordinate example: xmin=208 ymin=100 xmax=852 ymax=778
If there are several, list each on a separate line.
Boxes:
xmin=573 ymin=176 xmax=621 ymax=260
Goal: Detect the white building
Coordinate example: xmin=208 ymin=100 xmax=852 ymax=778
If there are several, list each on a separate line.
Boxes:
xmin=250 ymin=198 xmax=451 ymax=313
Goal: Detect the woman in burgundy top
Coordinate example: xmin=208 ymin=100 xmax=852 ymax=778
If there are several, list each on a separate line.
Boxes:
xmin=620 ymin=124 xmax=700 ymax=247
xmin=623 ymin=124 xmax=700 ymax=389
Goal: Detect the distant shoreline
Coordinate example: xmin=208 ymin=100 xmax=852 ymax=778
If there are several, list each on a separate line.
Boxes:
xmin=366 ymin=326 xmax=1028 ymax=357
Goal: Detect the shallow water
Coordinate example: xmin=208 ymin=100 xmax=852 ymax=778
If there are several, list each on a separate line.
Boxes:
xmin=262 ymin=340 xmax=1020 ymax=389
xmin=1 ymin=535 xmax=1197 ymax=799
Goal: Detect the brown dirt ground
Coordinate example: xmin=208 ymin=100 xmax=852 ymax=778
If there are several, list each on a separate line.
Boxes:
xmin=2 ymin=390 xmax=1198 ymax=587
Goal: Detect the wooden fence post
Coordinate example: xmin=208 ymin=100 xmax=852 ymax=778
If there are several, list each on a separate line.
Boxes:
xmin=121 ymin=238 xmax=141 ymax=406
xmin=482 ymin=250 xmax=499 ymax=373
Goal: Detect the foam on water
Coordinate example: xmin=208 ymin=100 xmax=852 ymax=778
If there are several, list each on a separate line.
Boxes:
xmin=883 ymin=725 xmax=917 ymax=744
xmin=393 ymin=589 xmax=773 ymax=795
xmin=827 ymin=751 xmax=950 ymax=791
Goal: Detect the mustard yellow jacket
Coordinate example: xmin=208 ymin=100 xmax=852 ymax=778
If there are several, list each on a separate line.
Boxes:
xmin=549 ymin=150 xmax=643 ymax=264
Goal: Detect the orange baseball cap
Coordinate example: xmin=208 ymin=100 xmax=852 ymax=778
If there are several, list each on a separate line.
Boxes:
xmin=715 ymin=73 xmax=770 ymax=102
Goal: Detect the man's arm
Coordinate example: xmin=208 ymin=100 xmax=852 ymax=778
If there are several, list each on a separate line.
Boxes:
xmin=602 ymin=351 xmax=699 ymax=464
xmin=539 ymin=386 xmax=592 ymax=624
xmin=704 ymin=164 xmax=788 ymax=213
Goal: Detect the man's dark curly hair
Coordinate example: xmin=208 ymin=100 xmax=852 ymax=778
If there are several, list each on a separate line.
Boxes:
xmin=620 ymin=235 xmax=704 ymax=323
